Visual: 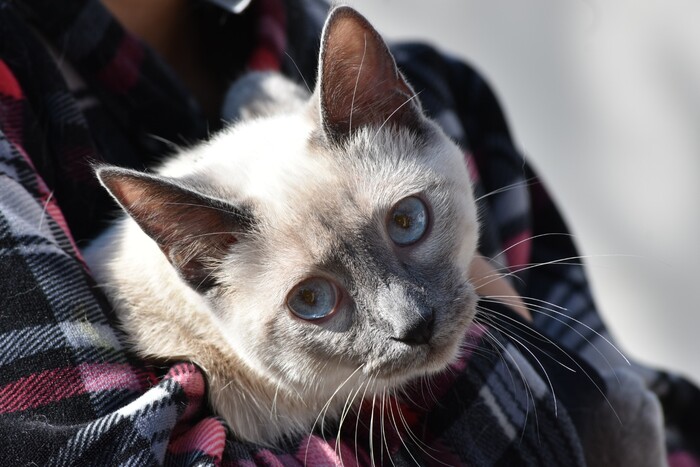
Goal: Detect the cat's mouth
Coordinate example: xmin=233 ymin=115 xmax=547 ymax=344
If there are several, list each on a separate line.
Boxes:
xmin=367 ymin=342 xmax=458 ymax=385
xmin=369 ymin=300 xmax=477 ymax=383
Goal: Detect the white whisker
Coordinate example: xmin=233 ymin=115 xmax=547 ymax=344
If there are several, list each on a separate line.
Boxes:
xmin=284 ymin=51 xmax=312 ymax=93
xmin=37 ymin=190 xmax=54 ymax=233
xmin=478 ymin=308 xmax=623 ymax=425
xmin=335 ymin=378 xmax=367 ymax=462
xmin=305 ymin=364 xmax=365 ymax=465
xmin=348 ymin=34 xmax=368 ymax=134
xmin=391 ymin=387 xmax=452 ymax=466
xmin=484 ymin=294 xmax=630 ymax=367
xmin=380 ymin=388 xmax=396 ymax=467
xmin=369 ymin=391 xmax=377 ymax=467
xmin=474 ymin=176 xmax=538 ymax=203
xmin=478 ymin=309 xmax=560 ymax=416
xmin=476 ymin=322 xmax=538 ymax=441
xmin=371 ymin=91 xmax=423 ymax=144
xmin=355 ymin=375 xmax=375 ymax=467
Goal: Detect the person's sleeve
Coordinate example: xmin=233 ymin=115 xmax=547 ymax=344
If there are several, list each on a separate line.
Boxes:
xmin=0 ymin=57 xmax=227 ymax=466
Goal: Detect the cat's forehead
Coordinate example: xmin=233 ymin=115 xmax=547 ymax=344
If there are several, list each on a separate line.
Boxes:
xmin=182 ymin=114 xmax=468 ymax=255
xmin=313 ymin=127 xmax=454 ymax=196
xmin=289 ymin=133 xmax=441 ymax=218
xmin=260 ymin=130 xmax=466 ymax=259
xmin=198 ymin=116 xmax=450 ymax=209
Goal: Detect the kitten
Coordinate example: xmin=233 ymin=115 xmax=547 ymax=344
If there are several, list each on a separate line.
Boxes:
xmin=84 ymin=6 xmax=478 ymax=445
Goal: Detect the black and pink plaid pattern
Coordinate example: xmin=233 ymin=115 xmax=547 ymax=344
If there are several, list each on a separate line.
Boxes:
xmin=1 ymin=0 xmax=698 ymax=465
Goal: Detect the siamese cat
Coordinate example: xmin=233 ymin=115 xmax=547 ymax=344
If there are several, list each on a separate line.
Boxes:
xmin=85 ymin=6 xmax=666 ymax=465
xmin=85 ymin=6 xmax=479 ymax=445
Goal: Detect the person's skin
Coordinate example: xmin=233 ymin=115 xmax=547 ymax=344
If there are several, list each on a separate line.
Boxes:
xmin=469 ymin=256 xmax=530 ymax=320
xmin=102 ymin=0 xmax=226 ymax=119
xmin=100 ymin=0 xmax=532 ymax=322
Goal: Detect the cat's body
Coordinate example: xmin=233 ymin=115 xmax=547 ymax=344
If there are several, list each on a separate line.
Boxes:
xmin=85 ymin=7 xmax=478 ymax=445
xmin=85 ymin=6 xmax=668 ymax=463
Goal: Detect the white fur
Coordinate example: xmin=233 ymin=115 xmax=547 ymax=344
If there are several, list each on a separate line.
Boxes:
xmin=84 ymin=7 xmax=479 ymax=445
xmin=85 ymin=92 xmax=478 ymax=445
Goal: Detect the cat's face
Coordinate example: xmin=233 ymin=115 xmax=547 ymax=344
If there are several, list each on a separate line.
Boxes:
xmin=97 ymin=7 xmax=478 ymax=397
xmin=205 ymin=123 xmax=478 ymax=392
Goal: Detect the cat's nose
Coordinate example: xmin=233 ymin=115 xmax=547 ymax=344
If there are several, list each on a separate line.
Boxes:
xmin=393 ymin=308 xmax=435 ymax=346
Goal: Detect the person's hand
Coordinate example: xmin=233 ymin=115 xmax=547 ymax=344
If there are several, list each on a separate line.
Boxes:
xmin=469 ymin=256 xmax=531 ymax=321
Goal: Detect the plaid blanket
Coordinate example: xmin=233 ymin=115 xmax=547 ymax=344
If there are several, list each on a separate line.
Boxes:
xmin=1 ymin=0 xmax=698 ymax=465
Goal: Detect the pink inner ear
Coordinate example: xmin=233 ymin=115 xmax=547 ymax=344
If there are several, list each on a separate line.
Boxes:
xmin=98 ymin=167 xmax=250 ymax=290
xmin=319 ymin=7 xmax=420 ymax=139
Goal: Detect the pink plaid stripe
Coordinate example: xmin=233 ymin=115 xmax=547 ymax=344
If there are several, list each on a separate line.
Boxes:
xmin=79 ymin=363 xmax=144 ymax=393
xmin=669 ymin=452 xmax=700 ymax=467
xmin=0 ymin=367 xmax=83 ymax=413
xmin=464 ymin=151 xmax=480 ymax=184
xmin=0 ymin=59 xmax=85 ymax=263
xmin=167 ymin=363 xmax=207 ymax=420
xmin=298 ymin=435 xmax=342 ymax=466
xmin=169 ymin=417 xmax=226 ymax=460
xmin=502 ymin=229 xmax=532 ymax=270
xmin=0 ymin=60 xmax=22 ymax=99
xmin=97 ymin=34 xmax=145 ymax=94
xmin=248 ymin=0 xmax=286 ymax=71
xmin=0 ymin=363 xmax=147 ymax=413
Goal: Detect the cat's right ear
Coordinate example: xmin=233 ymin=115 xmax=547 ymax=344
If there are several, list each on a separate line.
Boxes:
xmin=315 ymin=6 xmax=422 ymax=143
xmin=96 ymin=166 xmax=254 ymax=291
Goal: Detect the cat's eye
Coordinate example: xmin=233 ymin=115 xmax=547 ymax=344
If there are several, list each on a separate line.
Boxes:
xmin=287 ymin=277 xmax=339 ymax=320
xmin=387 ymin=196 xmax=429 ymax=246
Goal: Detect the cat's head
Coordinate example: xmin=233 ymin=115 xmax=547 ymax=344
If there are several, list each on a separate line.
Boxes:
xmin=97 ymin=7 xmax=478 ymax=396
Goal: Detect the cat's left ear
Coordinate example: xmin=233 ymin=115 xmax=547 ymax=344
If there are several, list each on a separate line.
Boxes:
xmin=316 ymin=6 xmax=422 ymax=143
xmin=96 ymin=166 xmax=254 ymax=291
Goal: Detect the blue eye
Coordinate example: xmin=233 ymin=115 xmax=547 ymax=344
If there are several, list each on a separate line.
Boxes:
xmin=387 ymin=196 xmax=429 ymax=246
xmin=287 ymin=277 xmax=338 ymax=320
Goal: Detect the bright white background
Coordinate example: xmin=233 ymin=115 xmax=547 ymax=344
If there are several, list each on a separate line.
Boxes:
xmin=346 ymin=0 xmax=700 ymax=383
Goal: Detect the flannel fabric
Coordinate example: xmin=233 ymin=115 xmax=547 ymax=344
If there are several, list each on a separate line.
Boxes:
xmin=1 ymin=0 xmax=698 ymax=465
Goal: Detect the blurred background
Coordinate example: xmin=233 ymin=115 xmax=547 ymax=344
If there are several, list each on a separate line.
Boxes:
xmin=345 ymin=0 xmax=700 ymax=383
